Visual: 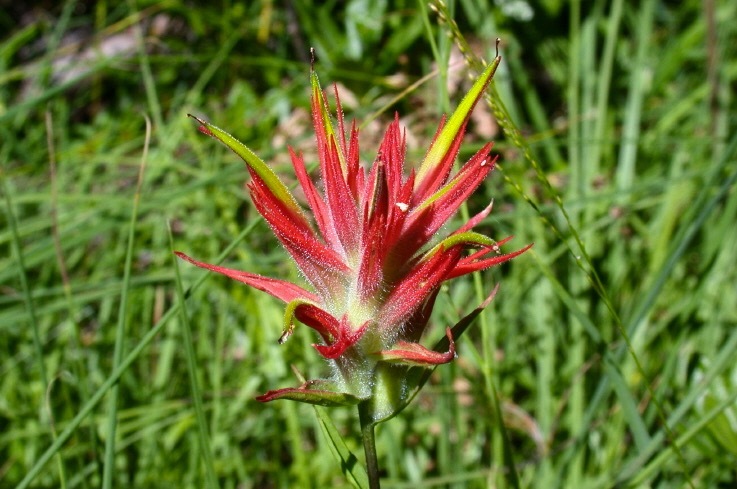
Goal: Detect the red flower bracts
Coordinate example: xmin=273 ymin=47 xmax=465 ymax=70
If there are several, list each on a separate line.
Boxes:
xmin=177 ymin=53 xmax=530 ymax=421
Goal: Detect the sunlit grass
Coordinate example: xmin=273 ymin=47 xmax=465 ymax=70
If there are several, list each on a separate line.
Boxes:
xmin=1 ymin=1 xmax=736 ymax=487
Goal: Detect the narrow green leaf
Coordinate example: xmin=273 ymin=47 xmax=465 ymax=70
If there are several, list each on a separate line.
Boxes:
xmin=14 ymin=222 xmax=260 ymax=489
xmin=102 ymin=114 xmax=150 ymax=489
xmin=313 ymin=405 xmax=370 ymax=489
xmin=171 ymin=226 xmax=220 ymax=489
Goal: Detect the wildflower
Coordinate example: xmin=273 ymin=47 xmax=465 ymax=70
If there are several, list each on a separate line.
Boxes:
xmin=176 ymin=53 xmax=530 ymax=422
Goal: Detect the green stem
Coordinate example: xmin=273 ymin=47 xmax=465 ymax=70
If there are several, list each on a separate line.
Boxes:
xmin=358 ymin=402 xmax=381 ymax=489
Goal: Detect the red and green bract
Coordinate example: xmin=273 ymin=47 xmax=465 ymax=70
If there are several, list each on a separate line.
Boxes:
xmin=177 ymin=54 xmax=530 ymax=421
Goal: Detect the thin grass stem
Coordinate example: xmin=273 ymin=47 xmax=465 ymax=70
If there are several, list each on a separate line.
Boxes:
xmin=15 ymin=220 xmax=259 ymax=489
xmin=171 ymin=225 xmax=220 ymax=488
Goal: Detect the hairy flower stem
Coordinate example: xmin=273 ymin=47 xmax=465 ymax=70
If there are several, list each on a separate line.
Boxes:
xmin=358 ymin=401 xmax=381 ymax=489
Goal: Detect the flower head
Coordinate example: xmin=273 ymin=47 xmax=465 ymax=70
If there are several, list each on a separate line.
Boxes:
xmin=177 ymin=53 xmax=530 ymax=421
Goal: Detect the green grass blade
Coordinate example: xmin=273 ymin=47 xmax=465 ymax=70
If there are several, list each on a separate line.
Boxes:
xmin=313 ymin=405 xmax=370 ymax=489
xmin=616 ymin=327 xmax=737 ymax=485
xmin=2 ymin=179 xmax=49 ymax=396
xmin=14 ymin=221 xmax=259 ymax=489
xmin=3 ymin=170 xmax=68 ymax=487
xmin=126 ymin=0 xmax=163 ymax=132
xmin=170 ymin=225 xmax=220 ymax=488
xmin=630 ymin=388 xmax=737 ymax=487
xmin=101 ymin=116 xmax=150 ymax=489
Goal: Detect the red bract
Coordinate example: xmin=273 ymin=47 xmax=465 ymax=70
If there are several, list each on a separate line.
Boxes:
xmin=177 ymin=53 xmax=531 ymax=420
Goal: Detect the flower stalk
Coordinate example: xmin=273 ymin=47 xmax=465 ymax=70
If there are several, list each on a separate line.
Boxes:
xmin=358 ymin=401 xmax=381 ymax=489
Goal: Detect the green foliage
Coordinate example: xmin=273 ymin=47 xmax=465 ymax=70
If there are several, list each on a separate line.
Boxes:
xmin=2 ymin=0 xmax=736 ymax=487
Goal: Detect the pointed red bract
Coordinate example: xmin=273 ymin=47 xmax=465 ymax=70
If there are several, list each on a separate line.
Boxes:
xmin=174 ymin=251 xmax=316 ymax=303
xmin=448 ymin=242 xmax=534 ymax=279
xmin=288 ymin=147 xmax=342 ymax=252
xmin=374 ymin=328 xmax=456 ymax=366
xmin=256 ymin=380 xmax=360 ymax=407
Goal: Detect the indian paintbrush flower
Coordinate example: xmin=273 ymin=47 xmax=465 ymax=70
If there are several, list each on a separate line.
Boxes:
xmin=176 ymin=51 xmax=530 ymax=424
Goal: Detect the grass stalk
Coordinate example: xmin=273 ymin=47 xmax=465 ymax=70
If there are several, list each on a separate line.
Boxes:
xmin=101 ymin=116 xmax=150 ymax=489
xmin=171 ymin=226 xmax=220 ymax=488
xmin=15 ymin=220 xmax=259 ymax=489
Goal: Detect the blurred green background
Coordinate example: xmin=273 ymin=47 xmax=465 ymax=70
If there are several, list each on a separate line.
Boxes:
xmin=2 ymin=0 xmax=736 ymax=487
